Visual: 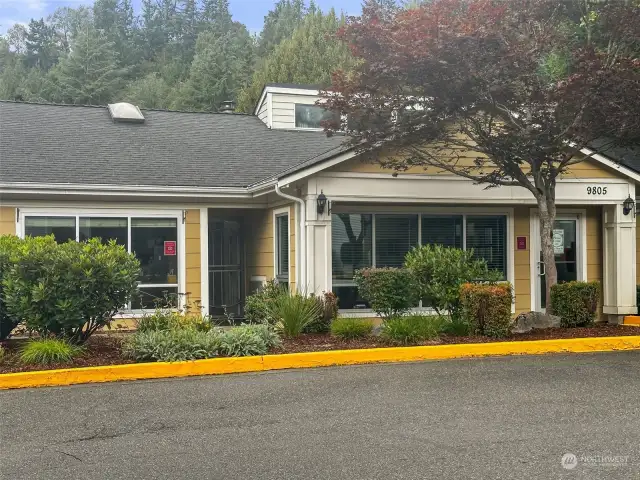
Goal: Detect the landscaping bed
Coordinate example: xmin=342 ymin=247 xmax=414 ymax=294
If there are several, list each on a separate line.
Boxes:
xmin=1 ymin=324 xmax=637 ymax=374
xmin=0 ymin=336 xmax=134 ymax=374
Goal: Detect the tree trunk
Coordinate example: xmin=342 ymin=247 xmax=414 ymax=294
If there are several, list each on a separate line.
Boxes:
xmin=537 ymin=195 xmax=558 ymax=313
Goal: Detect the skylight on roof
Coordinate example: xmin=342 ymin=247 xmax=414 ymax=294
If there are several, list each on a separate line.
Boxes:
xmin=108 ymin=102 xmax=145 ymax=123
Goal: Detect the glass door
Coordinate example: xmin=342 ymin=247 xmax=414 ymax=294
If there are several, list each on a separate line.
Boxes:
xmin=537 ymin=216 xmax=580 ymax=311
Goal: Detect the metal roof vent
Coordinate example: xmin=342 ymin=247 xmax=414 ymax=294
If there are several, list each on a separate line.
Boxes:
xmin=219 ymin=100 xmax=235 ymax=113
xmin=108 ymin=102 xmax=145 ymax=123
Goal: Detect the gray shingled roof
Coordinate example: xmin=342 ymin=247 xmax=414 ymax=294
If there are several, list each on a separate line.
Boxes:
xmin=0 ymin=101 xmax=345 ymax=189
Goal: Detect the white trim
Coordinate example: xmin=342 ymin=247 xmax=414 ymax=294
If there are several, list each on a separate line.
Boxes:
xmin=529 ymin=209 xmax=588 ymax=312
xmin=331 ymin=207 xmax=515 ymax=313
xmin=267 ymin=92 xmax=273 ymax=128
xmin=199 ymin=208 xmax=209 ymax=316
xmin=18 ymin=207 xmax=186 ymax=313
xmin=273 ymin=206 xmax=291 ymax=285
xmin=278 ymin=150 xmax=357 ymax=186
xmin=579 ymin=147 xmax=640 ymax=184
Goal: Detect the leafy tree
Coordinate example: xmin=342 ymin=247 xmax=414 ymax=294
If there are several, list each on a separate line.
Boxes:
xmin=237 ymin=8 xmax=353 ymax=112
xmin=323 ymin=0 xmax=640 ymax=310
xmin=5 ymin=24 xmax=28 ymax=55
xmin=24 ymin=18 xmax=59 ymax=70
xmin=123 ymin=73 xmax=174 ymax=109
xmin=49 ymin=26 xmax=127 ymax=105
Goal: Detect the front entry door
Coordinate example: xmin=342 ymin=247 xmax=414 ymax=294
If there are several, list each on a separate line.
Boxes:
xmin=209 ymin=218 xmax=244 ymax=318
xmin=535 ymin=214 xmax=582 ymax=311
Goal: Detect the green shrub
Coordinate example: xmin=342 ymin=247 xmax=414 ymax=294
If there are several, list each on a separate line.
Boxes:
xmin=0 ymin=235 xmax=22 ymax=340
xmin=19 ymin=339 xmax=84 ymax=365
xmin=380 ymin=315 xmax=443 ymax=345
xmin=179 ymin=314 xmax=213 ymax=332
xmin=330 ymin=317 xmax=374 ymax=340
xmin=405 ymin=244 xmax=501 ymax=322
xmin=3 ymin=237 xmax=141 ymax=344
xmin=439 ymin=317 xmax=472 ymax=337
xmin=354 ymin=268 xmax=418 ymax=320
xmin=550 ymin=281 xmax=601 ymax=327
xmin=136 ymin=310 xmax=182 ymax=332
xmin=267 ymin=291 xmax=323 ymax=337
xmin=304 ymin=291 xmax=339 ymax=334
xmin=244 ymin=279 xmax=283 ymax=324
xmin=460 ymin=283 xmax=513 ymax=338
xmin=123 ymin=328 xmax=222 ymax=362
xmin=219 ymin=324 xmax=281 ymax=357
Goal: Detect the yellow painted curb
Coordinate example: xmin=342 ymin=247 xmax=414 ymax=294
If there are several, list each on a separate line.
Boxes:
xmin=2 ymin=335 xmax=640 ymax=390
xmin=623 ymin=316 xmax=640 ymax=326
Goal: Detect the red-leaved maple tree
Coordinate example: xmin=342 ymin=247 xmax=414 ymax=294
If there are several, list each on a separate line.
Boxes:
xmin=323 ymin=0 xmax=640 ymax=310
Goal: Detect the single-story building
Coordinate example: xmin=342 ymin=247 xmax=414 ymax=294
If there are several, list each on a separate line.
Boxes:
xmin=1 ymin=84 xmax=639 ymax=321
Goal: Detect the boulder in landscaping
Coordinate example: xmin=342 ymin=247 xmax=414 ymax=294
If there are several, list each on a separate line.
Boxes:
xmin=512 ymin=311 xmax=561 ymax=334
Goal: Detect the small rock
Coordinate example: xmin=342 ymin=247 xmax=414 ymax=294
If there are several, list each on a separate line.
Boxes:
xmin=512 ymin=311 xmax=561 ymax=334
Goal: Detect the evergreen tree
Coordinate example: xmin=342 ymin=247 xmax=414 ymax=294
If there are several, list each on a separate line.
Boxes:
xmin=172 ymin=24 xmax=253 ymax=112
xmin=237 ymin=8 xmax=353 ymax=112
xmin=258 ymin=0 xmax=306 ymax=58
xmin=49 ymin=26 xmax=127 ymax=105
xmin=24 ymin=18 xmax=59 ymax=70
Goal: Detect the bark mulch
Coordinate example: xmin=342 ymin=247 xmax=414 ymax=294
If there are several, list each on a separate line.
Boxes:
xmin=0 ymin=324 xmax=637 ymax=374
xmin=277 ymin=324 xmax=639 ymax=353
xmin=0 ymin=336 xmax=134 ymax=374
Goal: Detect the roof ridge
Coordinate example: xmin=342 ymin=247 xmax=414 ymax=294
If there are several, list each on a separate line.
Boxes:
xmin=0 ymin=99 xmax=253 ymax=116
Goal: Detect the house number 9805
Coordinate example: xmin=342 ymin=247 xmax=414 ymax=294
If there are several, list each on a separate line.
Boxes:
xmin=587 ymin=186 xmax=607 ymax=195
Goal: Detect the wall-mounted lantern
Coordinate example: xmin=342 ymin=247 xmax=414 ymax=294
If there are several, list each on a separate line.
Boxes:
xmin=317 ymin=191 xmax=330 ymax=215
xmin=623 ymin=195 xmax=636 ymax=216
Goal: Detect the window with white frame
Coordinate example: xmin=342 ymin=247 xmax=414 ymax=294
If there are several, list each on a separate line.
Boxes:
xmin=331 ymin=213 xmax=508 ymax=309
xmin=275 ymin=213 xmax=289 ymax=286
xmin=23 ymin=213 xmax=180 ymax=310
xmin=294 ymin=104 xmax=337 ymax=129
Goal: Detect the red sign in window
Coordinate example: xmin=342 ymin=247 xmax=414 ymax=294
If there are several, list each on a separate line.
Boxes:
xmin=164 ymin=241 xmax=177 ymax=256
xmin=516 ymin=236 xmax=527 ymax=251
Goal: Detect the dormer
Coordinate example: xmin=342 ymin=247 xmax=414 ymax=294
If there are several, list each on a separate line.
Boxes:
xmin=255 ymin=83 xmax=333 ymax=130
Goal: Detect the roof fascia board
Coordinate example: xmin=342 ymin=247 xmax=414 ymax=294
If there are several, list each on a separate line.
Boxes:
xmin=277 ymin=150 xmax=358 ymax=186
xmin=579 ymin=147 xmax=640 ymax=183
xmin=0 ymin=182 xmax=253 ymax=198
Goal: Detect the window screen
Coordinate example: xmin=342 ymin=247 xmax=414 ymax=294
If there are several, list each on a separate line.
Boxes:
xmin=375 ymin=214 xmax=419 ymax=268
xmin=275 ymin=214 xmax=289 ymax=283
xmin=421 ymin=215 xmax=463 ymax=248
xmin=466 ymin=215 xmax=507 ymax=278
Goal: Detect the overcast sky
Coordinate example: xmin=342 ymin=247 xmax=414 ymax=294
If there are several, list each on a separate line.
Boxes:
xmin=0 ymin=0 xmax=362 ymax=34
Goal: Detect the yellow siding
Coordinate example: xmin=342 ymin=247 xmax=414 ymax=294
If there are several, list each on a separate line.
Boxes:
xmin=246 ymin=209 xmax=274 ymax=286
xmin=0 ymin=207 xmax=16 ymax=235
xmin=331 ymin=151 xmax=623 ymax=179
xmin=514 ymin=206 xmax=531 ymax=314
xmin=245 ymin=205 xmax=296 ymax=291
xmin=289 ymin=206 xmax=296 ymax=291
xmin=184 ymin=209 xmax=201 ymax=312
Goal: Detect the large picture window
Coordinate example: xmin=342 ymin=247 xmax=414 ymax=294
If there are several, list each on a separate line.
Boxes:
xmin=332 ymin=212 xmax=508 ymax=309
xmin=23 ymin=212 xmax=180 ymax=311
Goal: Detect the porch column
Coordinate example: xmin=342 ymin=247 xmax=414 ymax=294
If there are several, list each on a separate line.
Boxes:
xmin=304 ymin=192 xmax=332 ymax=295
xmin=602 ymin=203 xmax=637 ymax=322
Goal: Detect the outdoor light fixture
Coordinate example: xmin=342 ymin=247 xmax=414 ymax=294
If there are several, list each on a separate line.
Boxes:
xmin=317 ymin=190 xmax=329 ymax=215
xmin=623 ymin=195 xmax=636 ymax=216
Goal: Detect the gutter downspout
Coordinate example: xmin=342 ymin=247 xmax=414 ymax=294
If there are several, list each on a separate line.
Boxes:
xmin=275 ymin=184 xmax=306 ymax=292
